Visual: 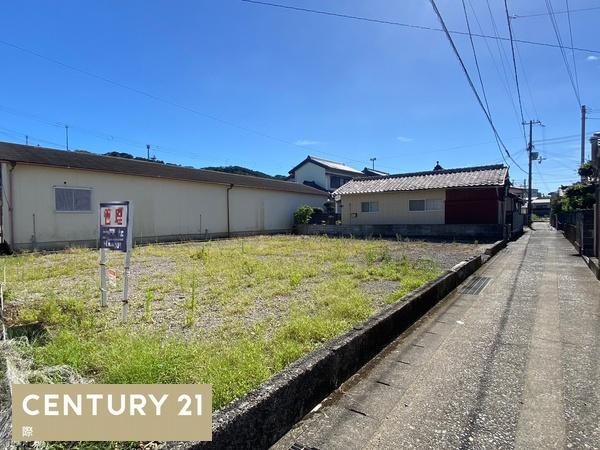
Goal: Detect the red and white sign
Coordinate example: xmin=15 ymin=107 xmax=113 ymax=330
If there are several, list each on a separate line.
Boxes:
xmin=107 ymin=269 xmax=117 ymax=288
xmin=101 ymin=205 xmax=128 ymax=227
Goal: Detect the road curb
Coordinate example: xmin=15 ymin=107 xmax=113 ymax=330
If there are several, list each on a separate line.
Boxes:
xmin=168 ymin=252 xmax=492 ymax=450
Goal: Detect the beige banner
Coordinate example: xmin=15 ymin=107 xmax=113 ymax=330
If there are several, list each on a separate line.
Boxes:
xmin=12 ymin=384 xmax=212 ymax=442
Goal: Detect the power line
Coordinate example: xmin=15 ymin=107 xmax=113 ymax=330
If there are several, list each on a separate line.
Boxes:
xmin=461 ymin=0 xmax=491 ymax=115
xmin=503 ymin=0 xmax=527 ymax=129
xmin=513 ymin=5 xmax=600 ymax=19
xmin=0 ymin=39 xmax=378 ymax=169
xmin=514 ymin=44 xmax=540 ymax=119
xmin=565 ymin=0 xmax=581 ymax=98
xmin=427 ymin=0 xmax=527 ymax=174
xmin=544 ymin=0 xmax=581 ymax=106
xmin=461 ymin=0 xmax=507 ymax=161
xmin=467 ymin=0 xmax=525 ymax=146
xmin=240 ymin=0 xmax=600 ymax=55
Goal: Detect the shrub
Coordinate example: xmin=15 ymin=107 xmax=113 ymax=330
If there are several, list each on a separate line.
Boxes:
xmin=294 ymin=205 xmax=314 ymax=224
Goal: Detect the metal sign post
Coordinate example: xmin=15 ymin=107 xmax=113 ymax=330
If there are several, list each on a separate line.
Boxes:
xmin=99 ymin=201 xmax=133 ymax=322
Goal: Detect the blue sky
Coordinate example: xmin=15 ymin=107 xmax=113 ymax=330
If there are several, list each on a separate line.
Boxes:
xmin=0 ymin=0 xmax=599 ymax=193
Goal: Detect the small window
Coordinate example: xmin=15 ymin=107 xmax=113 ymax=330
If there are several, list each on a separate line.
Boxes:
xmin=361 ymin=201 xmax=379 ymax=213
xmin=55 ymin=187 xmax=92 ymax=212
xmin=409 ymin=199 xmax=443 ymax=212
xmin=426 ymin=199 xmax=443 ymax=211
xmin=409 ymin=199 xmax=425 ymax=211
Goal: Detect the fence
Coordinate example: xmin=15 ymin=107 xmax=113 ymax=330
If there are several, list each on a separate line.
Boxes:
xmin=554 ymin=209 xmax=595 ymax=256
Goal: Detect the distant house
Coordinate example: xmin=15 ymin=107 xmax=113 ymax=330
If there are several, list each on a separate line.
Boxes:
xmin=288 ymin=156 xmax=385 ymax=193
xmin=530 ymin=198 xmax=551 ymax=217
xmin=0 ymin=142 xmax=328 ymax=250
xmin=332 ymin=164 xmax=523 ymax=238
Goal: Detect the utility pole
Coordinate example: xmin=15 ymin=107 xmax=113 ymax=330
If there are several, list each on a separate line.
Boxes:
xmin=370 ymin=157 xmax=376 ymax=170
xmin=25 ymin=135 xmax=28 ymax=145
xmin=146 ymin=144 xmax=150 ymax=160
xmin=65 ymin=125 xmax=69 ymax=150
xmin=524 ymin=120 xmax=542 ymax=226
xmin=581 ymin=104 xmax=587 ymax=180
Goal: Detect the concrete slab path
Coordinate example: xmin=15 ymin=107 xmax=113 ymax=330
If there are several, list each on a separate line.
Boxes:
xmin=272 ymin=223 xmax=600 ymax=449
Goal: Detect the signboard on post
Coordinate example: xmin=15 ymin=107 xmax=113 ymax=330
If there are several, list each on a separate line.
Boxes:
xmin=99 ymin=202 xmax=130 ymax=252
xmin=98 ymin=201 xmax=133 ymax=322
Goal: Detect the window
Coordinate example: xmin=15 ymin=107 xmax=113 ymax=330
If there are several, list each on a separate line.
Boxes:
xmin=330 ymin=176 xmax=350 ymax=189
xmin=55 ymin=187 xmax=92 ymax=212
xmin=409 ymin=199 xmax=425 ymax=211
xmin=426 ymin=199 xmax=443 ymax=211
xmin=409 ymin=199 xmax=443 ymax=212
xmin=361 ymin=201 xmax=379 ymax=213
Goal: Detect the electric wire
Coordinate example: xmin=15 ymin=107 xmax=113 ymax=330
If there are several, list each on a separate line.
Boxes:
xmin=565 ymin=0 xmax=581 ymax=97
xmin=466 ymin=0 xmax=525 ymax=146
xmin=513 ymin=6 xmax=600 ymax=19
xmin=427 ymin=0 xmax=527 ymax=174
xmin=514 ymin=44 xmax=540 ymax=119
xmin=502 ymin=0 xmax=527 ymax=129
xmin=461 ymin=0 xmax=508 ymax=162
xmin=544 ymin=0 xmax=582 ymax=106
xmin=0 ymin=39 xmax=384 ymax=170
xmin=240 ymin=0 xmax=600 ymax=54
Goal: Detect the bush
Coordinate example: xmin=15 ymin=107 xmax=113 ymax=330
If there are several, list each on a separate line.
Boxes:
xmin=294 ymin=205 xmax=314 ymax=224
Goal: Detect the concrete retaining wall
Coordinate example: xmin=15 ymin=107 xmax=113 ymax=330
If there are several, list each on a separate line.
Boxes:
xmin=296 ymin=223 xmax=504 ymax=241
xmin=167 ymin=254 xmax=488 ymax=450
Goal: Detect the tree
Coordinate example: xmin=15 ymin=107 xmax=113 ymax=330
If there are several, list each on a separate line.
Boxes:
xmin=553 ymin=161 xmax=598 ymax=213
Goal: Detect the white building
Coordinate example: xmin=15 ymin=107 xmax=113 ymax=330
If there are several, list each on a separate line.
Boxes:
xmin=287 ymin=156 xmax=366 ymax=192
xmin=0 ymin=142 xmax=327 ymax=250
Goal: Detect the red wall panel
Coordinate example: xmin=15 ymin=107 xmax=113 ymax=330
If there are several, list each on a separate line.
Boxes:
xmin=445 ymin=188 xmax=500 ymax=224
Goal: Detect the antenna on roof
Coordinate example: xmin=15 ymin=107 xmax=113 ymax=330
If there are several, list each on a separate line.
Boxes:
xmin=146 ymin=144 xmax=150 ymax=160
xmin=369 ymin=157 xmax=376 ymax=170
xmin=25 ymin=135 xmax=28 ymax=145
xmin=65 ymin=125 xmax=69 ymax=150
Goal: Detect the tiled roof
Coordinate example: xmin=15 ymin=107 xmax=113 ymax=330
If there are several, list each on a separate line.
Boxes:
xmin=288 ymin=155 xmax=363 ymax=175
xmin=0 ymin=142 xmax=327 ymax=196
xmin=334 ymin=164 xmax=508 ymax=195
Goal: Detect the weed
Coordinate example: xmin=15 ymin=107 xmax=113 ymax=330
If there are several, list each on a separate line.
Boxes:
xmin=185 ymin=277 xmax=197 ymax=327
xmin=144 ymin=288 xmax=154 ymax=323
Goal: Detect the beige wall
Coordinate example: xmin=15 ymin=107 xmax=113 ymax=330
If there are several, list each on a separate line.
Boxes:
xmin=293 ymin=163 xmax=327 ymax=190
xmin=340 ymin=190 xmax=446 ymax=225
xmin=2 ymin=163 xmax=326 ymax=248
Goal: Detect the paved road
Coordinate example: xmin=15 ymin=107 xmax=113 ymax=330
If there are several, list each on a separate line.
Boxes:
xmin=273 ymin=224 xmax=600 ymax=449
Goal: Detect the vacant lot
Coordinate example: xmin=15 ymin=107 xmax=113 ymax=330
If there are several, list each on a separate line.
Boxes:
xmin=4 ymin=235 xmax=487 ymax=410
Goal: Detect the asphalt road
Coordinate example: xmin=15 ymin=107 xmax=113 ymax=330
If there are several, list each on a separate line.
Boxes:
xmin=273 ymin=223 xmax=600 ymax=449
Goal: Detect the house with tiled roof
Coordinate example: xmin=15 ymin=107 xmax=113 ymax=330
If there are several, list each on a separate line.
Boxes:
xmin=333 ymin=164 xmax=523 ymax=233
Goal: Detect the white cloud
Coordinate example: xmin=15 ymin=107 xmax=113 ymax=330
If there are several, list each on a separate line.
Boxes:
xmin=294 ymin=139 xmax=320 ymax=146
xmin=587 ymin=55 xmax=599 ymax=61
xmin=396 ymin=136 xmax=414 ymax=143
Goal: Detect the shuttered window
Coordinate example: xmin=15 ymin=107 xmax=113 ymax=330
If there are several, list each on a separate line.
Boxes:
xmin=409 ymin=199 xmax=443 ymax=212
xmin=55 ymin=188 xmax=92 ymax=212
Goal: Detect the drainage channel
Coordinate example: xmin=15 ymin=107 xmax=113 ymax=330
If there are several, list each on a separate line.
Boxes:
xmin=459 ymin=276 xmax=492 ymax=295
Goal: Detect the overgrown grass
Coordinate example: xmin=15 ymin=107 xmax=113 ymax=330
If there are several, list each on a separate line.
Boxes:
xmin=6 ymin=235 xmax=443 ymax=413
